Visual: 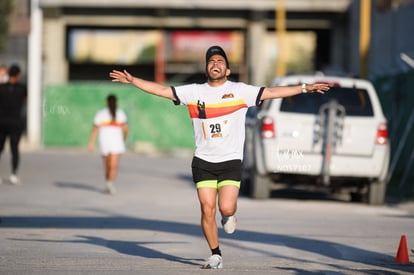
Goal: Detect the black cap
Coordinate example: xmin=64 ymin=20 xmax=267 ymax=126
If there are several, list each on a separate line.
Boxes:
xmin=205 ymin=45 xmax=229 ymax=68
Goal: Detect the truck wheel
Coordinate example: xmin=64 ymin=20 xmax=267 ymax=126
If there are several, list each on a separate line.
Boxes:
xmin=251 ymin=174 xmax=271 ymax=199
xmin=367 ymin=180 xmax=387 ymax=205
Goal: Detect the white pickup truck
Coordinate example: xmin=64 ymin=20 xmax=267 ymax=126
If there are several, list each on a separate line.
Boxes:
xmin=243 ymin=74 xmax=390 ymax=205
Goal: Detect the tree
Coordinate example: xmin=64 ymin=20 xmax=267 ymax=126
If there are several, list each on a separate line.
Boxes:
xmin=0 ymin=0 xmax=13 ymax=53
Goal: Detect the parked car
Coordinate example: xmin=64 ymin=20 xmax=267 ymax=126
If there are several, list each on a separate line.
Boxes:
xmin=242 ymin=74 xmax=390 ymax=205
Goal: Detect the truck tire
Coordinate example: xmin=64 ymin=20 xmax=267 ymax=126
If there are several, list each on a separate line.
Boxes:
xmin=251 ymin=173 xmax=271 ymax=199
xmin=367 ymin=180 xmax=387 ymax=205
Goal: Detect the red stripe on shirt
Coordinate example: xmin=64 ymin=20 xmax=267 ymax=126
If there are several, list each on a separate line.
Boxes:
xmin=187 ymin=101 xmax=247 ymax=119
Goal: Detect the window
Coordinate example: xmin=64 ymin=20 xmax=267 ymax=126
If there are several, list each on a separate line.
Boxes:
xmin=280 ymin=87 xmax=374 ymax=116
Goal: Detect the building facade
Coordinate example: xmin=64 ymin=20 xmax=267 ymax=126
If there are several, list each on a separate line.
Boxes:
xmin=1 ymin=0 xmax=414 ymax=148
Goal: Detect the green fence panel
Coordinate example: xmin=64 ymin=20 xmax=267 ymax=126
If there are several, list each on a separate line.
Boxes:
xmin=374 ymin=71 xmax=414 ymax=198
xmin=43 ymin=82 xmax=194 ymax=151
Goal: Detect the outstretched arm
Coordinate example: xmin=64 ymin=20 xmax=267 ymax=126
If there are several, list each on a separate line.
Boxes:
xmin=261 ymin=83 xmax=330 ymax=100
xmin=109 ymin=70 xmax=175 ymax=100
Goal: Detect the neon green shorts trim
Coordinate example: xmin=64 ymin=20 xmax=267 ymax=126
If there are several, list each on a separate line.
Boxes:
xmin=196 ymin=180 xmax=240 ymax=189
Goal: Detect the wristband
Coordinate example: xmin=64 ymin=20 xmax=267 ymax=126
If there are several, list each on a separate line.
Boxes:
xmin=301 ymin=83 xmax=307 ymax=93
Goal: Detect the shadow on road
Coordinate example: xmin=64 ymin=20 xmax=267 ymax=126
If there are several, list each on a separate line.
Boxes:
xmin=54 ymin=181 xmax=104 ymax=194
xmin=9 ymin=234 xmax=202 ymax=267
xmin=2 ymin=215 xmax=413 ymax=273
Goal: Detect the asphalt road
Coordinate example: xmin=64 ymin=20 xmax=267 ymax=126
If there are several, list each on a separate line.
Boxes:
xmin=0 ymin=149 xmax=413 ymax=274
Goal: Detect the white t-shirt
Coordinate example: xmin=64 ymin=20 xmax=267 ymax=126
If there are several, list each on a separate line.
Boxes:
xmin=93 ymin=108 xmax=127 ymax=156
xmin=173 ymin=81 xmax=264 ymax=162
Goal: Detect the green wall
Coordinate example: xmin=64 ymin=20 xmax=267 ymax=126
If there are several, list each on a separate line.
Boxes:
xmin=43 ymin=82 xmax=194 ymax=151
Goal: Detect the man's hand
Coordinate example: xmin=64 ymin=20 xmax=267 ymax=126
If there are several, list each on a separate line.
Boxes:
xmin=305 ymin=83 xmax=330 ymax=94
xmin=109 ymin=70 xmax=133 ymax=84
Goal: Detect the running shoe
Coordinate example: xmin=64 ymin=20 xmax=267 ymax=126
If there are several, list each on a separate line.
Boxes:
xmin=221 ymin=215 xmax=237 ymax=234
xmin=105 ymin=181 xmax=116 ymax=195
xmin=9 ymin=174 xmax=21 ymax=185
xmin=201 ymin=254 xmax=223 ymax=269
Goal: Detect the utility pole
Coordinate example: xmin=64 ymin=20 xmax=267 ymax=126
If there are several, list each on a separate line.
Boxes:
xmin=28 ymin=0 xmax=42 ymax=148
xmin=359 ymin=0 xmax=371 ymax=79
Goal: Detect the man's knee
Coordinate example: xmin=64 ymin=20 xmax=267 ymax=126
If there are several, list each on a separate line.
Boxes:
xmin=219 ymin=204 xmax=236 ymax=217
xmin=217 ymin=185 xmax=239 ymax=216
xmin=201 ymin=203 xmax=216 ymax=218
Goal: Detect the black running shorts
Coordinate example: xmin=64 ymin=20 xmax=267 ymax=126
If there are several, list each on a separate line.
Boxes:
xmin=191 ymin=156 xmax=242 ymax=189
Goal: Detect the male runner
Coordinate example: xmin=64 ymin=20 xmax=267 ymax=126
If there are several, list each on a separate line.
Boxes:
xmin=109 ymin=45 xmax=329 ymax=269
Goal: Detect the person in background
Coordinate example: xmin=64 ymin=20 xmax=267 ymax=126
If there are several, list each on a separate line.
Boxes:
xmin=0 ymin=64 xmax=27 ymax=185
xmin=0 ymin=64 xmax=9 ymax=84
xmin=88 ymin=94 xmax=128 ymax=195
xmin=109 ymin=45 xmax=330 ymax=269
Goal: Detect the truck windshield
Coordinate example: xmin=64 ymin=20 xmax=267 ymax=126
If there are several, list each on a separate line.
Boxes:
xmin=280 ymin=87 xmax=374 ymax=116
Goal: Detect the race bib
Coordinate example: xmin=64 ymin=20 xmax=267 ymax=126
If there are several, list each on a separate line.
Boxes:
xmin=202 ymin=119 xmax=230 ymax=140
